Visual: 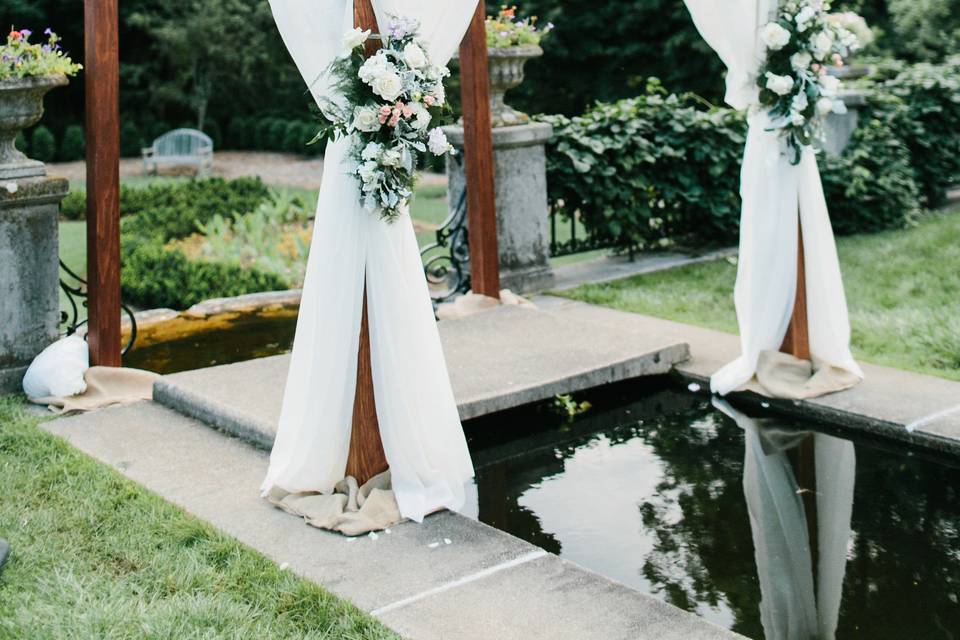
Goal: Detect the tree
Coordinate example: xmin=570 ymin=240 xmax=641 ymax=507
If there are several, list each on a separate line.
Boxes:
xmin=126 ymin=0 xmax=285 ymax=130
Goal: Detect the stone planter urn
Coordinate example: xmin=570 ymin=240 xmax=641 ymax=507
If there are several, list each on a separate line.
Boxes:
xmin=0 ymin=73 xmax=70 ymax=393
xmin=487 ymin=45 xmax=542 ymax=128
xmin=0 ymin=74 xmax=68 ymax=180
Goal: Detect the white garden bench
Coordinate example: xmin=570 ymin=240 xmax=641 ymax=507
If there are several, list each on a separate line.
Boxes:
xmin=142 ymin=128 xmax=213 ymax=175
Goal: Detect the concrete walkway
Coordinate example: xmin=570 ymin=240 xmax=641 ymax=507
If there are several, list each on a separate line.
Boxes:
xmin=154 ymin=301 xmax=690 ymax=449
xmin=551 ymin=248 xmax=736 ymax=291
xmin=42 ymin=401 xmax=738 ymax=640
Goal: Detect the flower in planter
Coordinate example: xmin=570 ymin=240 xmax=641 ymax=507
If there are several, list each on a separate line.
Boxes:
xmin=485 ymin=6 xmax=553 ymax=49
xmin=1 ymin=28 xmax=82 ymax=80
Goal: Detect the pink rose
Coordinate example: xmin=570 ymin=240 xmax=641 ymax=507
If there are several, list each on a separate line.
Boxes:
xmin=424 ymin=95 xmax=436 ymax=107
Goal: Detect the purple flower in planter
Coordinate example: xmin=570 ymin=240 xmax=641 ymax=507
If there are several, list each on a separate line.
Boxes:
xmin=44 ymin=28 xmax=54 ymax=36
xmin=19 ymin=29 xmax=31 ymax=38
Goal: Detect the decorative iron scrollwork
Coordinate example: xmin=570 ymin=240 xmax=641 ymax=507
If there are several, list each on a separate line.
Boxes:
xmin=421 ymin=188 xmax=471 ymax=308
xmin=59 ymin=259 xmax=138 ymax=356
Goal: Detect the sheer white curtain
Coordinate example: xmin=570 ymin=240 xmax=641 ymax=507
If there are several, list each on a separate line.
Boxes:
xmin=262 ymin=0 xmax=479 ymax=522
xmin=684 ymin=0 xmax=863 ymax=397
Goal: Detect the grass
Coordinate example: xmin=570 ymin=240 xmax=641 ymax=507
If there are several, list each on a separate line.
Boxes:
xmin=0 ymin=397 xmax=398 ymax=640
xmin=560 ymin=207 xmax=960 ymax=382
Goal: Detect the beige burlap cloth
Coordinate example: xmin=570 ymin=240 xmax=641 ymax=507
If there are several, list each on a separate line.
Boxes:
xmin=743 ymin=350 xmax=861 ymax=400
xmin=264 ymin=471 xmax=403 ymax=536
xmin=30 ymin=366 xmax=160 ymax=413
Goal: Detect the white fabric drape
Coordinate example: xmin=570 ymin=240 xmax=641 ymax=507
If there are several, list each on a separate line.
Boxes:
xmin=715 ymin=399 xmax=855 ymax=640
xmin=684 ymin=0 xmax=863 ymax=396
xmin=261 ymin=0 xmax=478 ymax=522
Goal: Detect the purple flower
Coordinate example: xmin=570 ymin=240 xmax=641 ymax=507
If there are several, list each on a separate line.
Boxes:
xmin=20 ymin=29 xmax=31 ymax=38
xmin=44 ymin=28 xmax=54 ymax=36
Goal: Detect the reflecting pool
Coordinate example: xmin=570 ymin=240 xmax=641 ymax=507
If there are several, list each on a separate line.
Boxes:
xmin=462 ymin=383 xmax=960 ymax=639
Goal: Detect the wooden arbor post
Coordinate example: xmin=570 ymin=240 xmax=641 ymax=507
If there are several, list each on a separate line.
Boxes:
xmin=84 ymin=0 xmax=122 ymax=366
xmin=780 ymin=222 xmax=810 ymax=360
xmin=345 ymin=0 xmax=500 ymax=484
xmin=458 ymin=3 xmax=501 ymax=297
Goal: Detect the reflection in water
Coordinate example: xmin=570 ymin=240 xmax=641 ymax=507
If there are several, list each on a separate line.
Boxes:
xmin=717 ymin=399 xmax=853 ymax=640
xmin=465 ymin=388 xmax=960 ymax=640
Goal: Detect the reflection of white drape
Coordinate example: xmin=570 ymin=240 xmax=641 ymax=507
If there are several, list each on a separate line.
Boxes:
xmin=684 ymin=0 xmax=863 ymax=396
xmin=715 ymin=399 xmax=855 ymax=640
xmin=261 ymin=0 xmax=479 ymax=522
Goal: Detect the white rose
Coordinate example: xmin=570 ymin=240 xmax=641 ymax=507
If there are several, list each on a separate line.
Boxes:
xmin=790 ymin=51 xmax=812 ymax=70
xmin=765 ymin=72 xmax=795 ymax=96
xmin=795 ymin=6 xmax=817 ymax=32
xmin=361 ymin=141 xmax=382 ymax=161
xmin=357 ymin=160 xmax=380 ymax=184
xmin=816 ymin=97 xmax=834 ymax=116
xmin=791 ymin=91 xmax=809 ymax=112
xmin=343 ymin=27 xmax=370 ymax=51
xmin=760 ymin=22 xmax=791 ymax=50
xmin=352 ymin=106 xmax=382 ymax=133
xmin=381 ymin=148 xmax=403 ymax=167
xmin=831 ymin=99 xmax=848 ymax=115
xmin=790 ymin=111 xmax=806 ymax=126
xmin=403 ymin=43 xmax=427 ymax=69
xmin=811 ymin=30 xmax=834 ymax=60
xmin=427 ymin=128 xmax=451 ymax=156
xmin=414 ymin=109 xmax=432 ymax=131
xmin=358 ymin=53 xmax=389 ymax=83
xmin=819 ymin=73 xmax=840 ymax=97
xmin=371 ymin=72 xmax=404 ymax=101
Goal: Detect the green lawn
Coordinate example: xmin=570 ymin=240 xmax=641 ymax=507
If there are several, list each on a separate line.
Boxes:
xmin=560 ymin=208 xmax=960 ymax=382
xmin=0 ymin=397 xmax=397 ymax=640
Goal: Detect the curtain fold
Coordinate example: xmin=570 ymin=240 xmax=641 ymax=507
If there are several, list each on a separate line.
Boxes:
xmin=262 ymin=0 xmax=479 ymax=522
xmin=684 ymin=0 xmax=863 ymax=396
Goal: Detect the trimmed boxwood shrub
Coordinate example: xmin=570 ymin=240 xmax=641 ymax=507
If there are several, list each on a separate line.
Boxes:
xmin=31 ymin=125 xmax=56 ymax=163
xmin=59 ymin=124 xmax=85 ymax=161
xmin=121 ymin=241 xmax=286 ymax=310
xmin=882 ymin=56 xmax=960 ymax=207
xmin=117 ymin=177 xmax=276 ymax=309
xmin=541 ymin=80 xmax=746 ymax=252
xmin=821 ymin=94 xmax=920 ymax=235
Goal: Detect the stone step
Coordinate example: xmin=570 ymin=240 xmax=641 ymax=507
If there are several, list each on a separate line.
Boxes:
xmin=42 ymin=401 xmax=741 ymax=640
xmin=153 ymin=300 xmax=690 ymax=449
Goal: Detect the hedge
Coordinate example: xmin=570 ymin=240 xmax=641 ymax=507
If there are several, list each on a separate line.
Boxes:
xmin=543 ymin=59 xmax=959 ymax=254
xmin=118 ymin=177 xmax=279 ymax=309
xmin=541 ymin=80 xmax=746 ymax=252
xmin=59 ymin=125 xmax=85 ymax=162
xmin=31 ymin=126 xmax=56 ymax=163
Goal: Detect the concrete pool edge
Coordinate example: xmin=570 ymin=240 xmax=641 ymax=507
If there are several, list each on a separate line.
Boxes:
xmin=41 ymin=401 xmax=744 ymax=640
xmin=535 ymin=297 xmax=960 ymax=456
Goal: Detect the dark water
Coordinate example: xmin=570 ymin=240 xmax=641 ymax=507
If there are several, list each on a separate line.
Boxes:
xmin=122 ymin=314 xmax=297 ymax=375
xmin=463 ymin=382 xmax=960 ymax=640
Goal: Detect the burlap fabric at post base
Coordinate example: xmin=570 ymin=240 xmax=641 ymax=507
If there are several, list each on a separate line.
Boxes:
xmin=265 ymin=470 xmax=404 ymax=536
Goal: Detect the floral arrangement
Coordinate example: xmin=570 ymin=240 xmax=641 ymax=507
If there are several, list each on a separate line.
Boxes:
xmin=1 ymin=28 xmax=82 ymax=80
xmin=486 ymin=6 xmax=553 ymax=49
xmin=311 ymin=18 xmax=453 ymax=221
xmin=756 ymin=0 xmax=862 ymax=163
xmin=827 ymin=12 xmax=873 ymax=51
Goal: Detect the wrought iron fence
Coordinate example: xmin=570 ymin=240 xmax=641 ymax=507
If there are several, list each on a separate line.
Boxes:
xmin=549 ymin=208 xmax=616 ymax=257
xmin=421 ymin=189 xmax=471 ymax=307
xmin=59 ymin=259 xmax=138 ymax=355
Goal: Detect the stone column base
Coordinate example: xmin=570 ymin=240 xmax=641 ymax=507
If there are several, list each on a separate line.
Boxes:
xmin=445 ymin=122 xmax=554 ymax=295
xmin=0 ymin=175 xmax=68 ymax=395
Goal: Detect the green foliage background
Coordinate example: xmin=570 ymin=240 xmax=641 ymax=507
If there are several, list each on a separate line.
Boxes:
xmin=6 ymin=0 xmax=959 ymax=152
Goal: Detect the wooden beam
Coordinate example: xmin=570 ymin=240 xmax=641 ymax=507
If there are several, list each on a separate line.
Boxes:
xmin=458 ymin=3 xmax=501 ymax=298
xmin=780 ymin=219 xmax=811 ymax=360
xmin=84 ymin=0 xmax=122 ymax=366
xmin=345 ymin=0 xmax=389 ymax=486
